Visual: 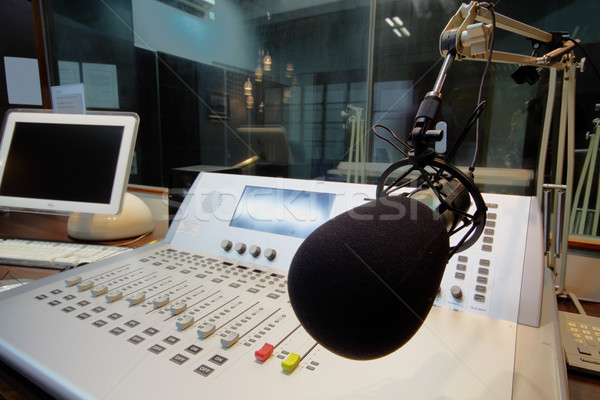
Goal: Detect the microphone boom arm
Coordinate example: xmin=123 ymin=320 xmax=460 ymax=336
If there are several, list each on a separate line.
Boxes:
xmin=410 ymin=1 xmax=581 ymax=161
xmin=379 ymin=1 xmax=583 ymax=255
xmin=440 ymin=1 xmax=577 ymax=70
xmin=410 ymin=51 xmax=456 ymax=159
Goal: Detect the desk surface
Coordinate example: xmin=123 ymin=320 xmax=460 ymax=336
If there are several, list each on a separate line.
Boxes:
xmin=0 ymin=210 xmax=168 ymax=280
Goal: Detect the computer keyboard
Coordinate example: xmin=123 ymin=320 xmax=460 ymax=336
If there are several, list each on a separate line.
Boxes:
xmin=0 ymin=239 xmax=131 ymax=269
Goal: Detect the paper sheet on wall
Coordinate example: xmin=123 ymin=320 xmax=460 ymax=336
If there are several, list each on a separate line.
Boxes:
xmin=3 ymin=56 xmax=43 ymax=106
xmin=58 ymin=60 xmax=81 ymax=85
xmin=51 ymin=83 xmax=86 ymax=113
xmin=82 ymin=62 xmax=119 ymax=109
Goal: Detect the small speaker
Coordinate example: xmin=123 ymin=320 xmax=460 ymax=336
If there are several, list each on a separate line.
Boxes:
xmin=202 ymin=191 xmax=223 ymax=213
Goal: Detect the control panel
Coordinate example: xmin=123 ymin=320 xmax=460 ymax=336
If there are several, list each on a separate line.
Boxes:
xmin=0 ymin=172 xmax=550 ymax=399
xmin=168 ymin=173 xmax=543 ymax=325
xmin=435 ymin=199 xmax=540 ymax=324
xmin=167 ymin=173 xmax=374 ymax=272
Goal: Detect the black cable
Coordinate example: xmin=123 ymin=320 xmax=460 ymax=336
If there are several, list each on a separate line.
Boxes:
xmin=373 ymin=124 xmax=411 ymax=150
xmin=569 ymin=39 xmax=600 ymax=81
xmin=445 ymin=100 xmax=487 ymax=164
xmin=371 ymin=125 xmax=409 ymax=157
xmin=470 ymin=2 xmax=496 ymax=172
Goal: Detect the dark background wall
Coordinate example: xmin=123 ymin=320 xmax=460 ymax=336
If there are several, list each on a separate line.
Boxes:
xmin=0 ymin=0 xmax=40 ymax=118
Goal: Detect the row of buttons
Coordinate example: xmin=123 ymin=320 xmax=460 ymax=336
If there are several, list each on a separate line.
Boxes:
xmin=452 ymin=254 xmax=491 ymax=303
xmin=481 ymin=204 xmax=498 ymax=253
xmin=567 ymin=320 xmax=600 ymax=348
xmin=444 ymin=204 xmax=497 ymax=305
xmin=472 ymin=205 xmax=497 ymax=303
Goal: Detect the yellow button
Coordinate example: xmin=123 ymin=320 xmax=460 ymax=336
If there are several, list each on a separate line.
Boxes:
xmin=281 ymin=353 xmax=301 ymax=374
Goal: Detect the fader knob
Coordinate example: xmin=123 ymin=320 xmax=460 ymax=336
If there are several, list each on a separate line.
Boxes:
xmin=91 ymin=285 xmax=108 ymax=297
xmin=77 ymin=279 xmax=94 ymax=292
xmin=450 ymin=285 xmax=463 ymax=299
xmin=264 ymin=248 xmax=277 ymax=261
xmin=249 ymin=245 xmax=261 ymax=257
xmin=170 ymin=301 xmax=187 ymax=316
xmin=153 ymin=294 xmax=170 ymax=308
xmin=234 ymin=242 xmax=246 ymax=254
xmin=198 ymin=322 xmax=216 ymax=339
xmin=221 ymin=240 xmax=233 ymax=251
xmin=106 ymin=290 xmax=123 ymax=303
xmin=65 ymin=276 xmax=82 ymax=287
xmin=127 ymin=292 xmax=146 ymax=306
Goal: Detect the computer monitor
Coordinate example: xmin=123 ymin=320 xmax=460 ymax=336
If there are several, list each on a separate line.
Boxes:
xmin=0 ymin=109 xmax=153 ymax=240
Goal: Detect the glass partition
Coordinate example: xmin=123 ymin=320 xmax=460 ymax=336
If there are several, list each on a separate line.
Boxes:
xmin=37 ymin=0 xmax=600 ymax=237
xmin=42 ymin=0 xmax=372 ymax=185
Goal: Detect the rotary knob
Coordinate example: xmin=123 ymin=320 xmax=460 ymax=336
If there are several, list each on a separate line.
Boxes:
xmin=220 ymin=240 xmax=233 ymax=251
xmin=450 ymin=285 xmax=463 ymax=300
xmin=234 ymin=242 xmax=246 ymax=254
xmin=264 ymin=248 xmax=277 ymax=261
xmin=249 ymin=245 xmax=261 ymax=257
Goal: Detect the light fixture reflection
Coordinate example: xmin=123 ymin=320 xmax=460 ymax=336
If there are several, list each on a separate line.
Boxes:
xmin=387 ymin=15 xmax=411 ymax=39
xmin=244 ymin=77 xmax=253 ymax=96
xmin=263 ymin=52 xmax=272 ymax=71
xmin=255 ymin=63 xmax=263 ymax=82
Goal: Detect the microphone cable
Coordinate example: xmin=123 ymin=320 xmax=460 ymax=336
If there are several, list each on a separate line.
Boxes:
xmin=471 ymin=2 xmax=496 ymax=172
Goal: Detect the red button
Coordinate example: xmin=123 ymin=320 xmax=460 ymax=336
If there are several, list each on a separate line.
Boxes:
xmin=255 ymin=343 xmax=274 ymax=362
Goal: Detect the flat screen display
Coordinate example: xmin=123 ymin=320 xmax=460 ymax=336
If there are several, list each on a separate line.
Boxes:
xmin=0 ymin=122 xmax=123 ymax=203
xmin=230 ymin=186 xmax=336 ymax=239
xmin=0 ymin=110 xmax=139 ymax=215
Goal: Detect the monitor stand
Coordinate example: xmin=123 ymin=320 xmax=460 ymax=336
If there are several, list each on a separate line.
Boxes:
xmin=67 ymin=193 xmax=154 ymax=241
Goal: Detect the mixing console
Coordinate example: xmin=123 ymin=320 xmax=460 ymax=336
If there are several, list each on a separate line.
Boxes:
xmin=0 ymin=172 xmax=564 ymax=399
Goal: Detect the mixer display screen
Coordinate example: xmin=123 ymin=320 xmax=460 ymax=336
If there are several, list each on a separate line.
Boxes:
xmin=230 ymin=186 xmax=336 ymax=238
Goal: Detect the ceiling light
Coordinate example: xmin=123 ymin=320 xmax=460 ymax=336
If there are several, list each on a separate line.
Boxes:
xmin=393 ymin=28 xmax=403 ymax=38
xmin=385 ymin=17 xmax=394 ymax=27
xmin=400 ymin=27 xmax=411 ymax=37
xmin=393 ymin=16 xmax=404 ymax=27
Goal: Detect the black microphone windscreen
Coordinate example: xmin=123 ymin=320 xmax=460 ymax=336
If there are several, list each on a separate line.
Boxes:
xmin=287 ymin=195 xmax=450 ymax=360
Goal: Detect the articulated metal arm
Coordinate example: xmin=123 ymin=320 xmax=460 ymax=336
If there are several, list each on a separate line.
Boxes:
xmin=440 ymin=1 xmax=578 ymax=70
xmin=410 ymin=1 xmax=583 ymax=158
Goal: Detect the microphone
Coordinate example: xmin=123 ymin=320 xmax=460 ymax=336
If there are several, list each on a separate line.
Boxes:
xmin=287 ymin=47 xmax=489 ymax=360
xmin=287 ymin=159 xmax=486 ymax=360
